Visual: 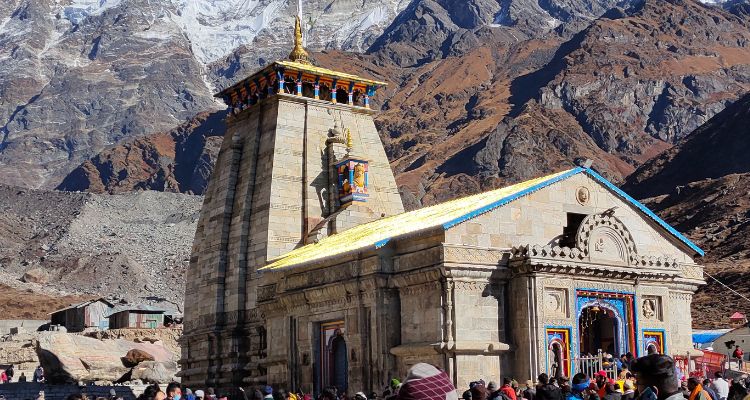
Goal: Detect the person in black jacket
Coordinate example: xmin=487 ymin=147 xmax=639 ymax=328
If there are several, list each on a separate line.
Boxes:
xmin=537 ymin=374 xmax=563 ymax=400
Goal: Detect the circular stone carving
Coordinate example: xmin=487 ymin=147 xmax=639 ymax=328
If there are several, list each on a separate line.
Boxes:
xmin=545 ymin=293 xmax=560 ymax=312
xmin=576 ymin=186 xmax=590 ymax=205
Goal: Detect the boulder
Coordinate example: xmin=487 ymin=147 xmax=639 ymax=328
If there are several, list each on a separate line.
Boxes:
xmin=130 ymin=360 xmax=178 ymax=384
xmin=36 ymin=332 xmax=177 ymax=383
xmin=122 ymin=349 xmax=155 ymax=367
xmin=21 ymin=268 xmax=48 ymax=284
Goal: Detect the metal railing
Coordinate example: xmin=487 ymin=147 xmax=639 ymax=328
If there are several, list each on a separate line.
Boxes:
xmin=572 ymin=350 xmax=619 ymax=380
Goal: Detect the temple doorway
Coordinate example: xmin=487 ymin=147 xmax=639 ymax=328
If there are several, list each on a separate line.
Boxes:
xmin=316 ymin=321 xmax=348 ymax=394
xmin=579 ymin=306 xmax=618 ymax=356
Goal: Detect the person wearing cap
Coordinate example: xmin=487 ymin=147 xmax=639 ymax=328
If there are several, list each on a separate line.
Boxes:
xmin=592 ymin=372 xmax=610 ymax=399
xmin=263 ymin=386 xmax=274 ymax=400
xmin=195 ymin=390 xmax=205 ymax=400
xmin=487 ymin=382 xmax=502 ymax=400
xmin=630 ymin=354 xmax=682 ymax=400
xmin=395 ymin=363 xmax=457 ymax=400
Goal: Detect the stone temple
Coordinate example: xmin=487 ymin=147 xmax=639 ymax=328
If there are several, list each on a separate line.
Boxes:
xmin=180 ymin=19 xmax=705 ymax=395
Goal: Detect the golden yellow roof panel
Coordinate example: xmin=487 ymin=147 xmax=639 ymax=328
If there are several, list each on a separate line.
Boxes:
xmin=261 ymin=168 xmax=579 ymax=271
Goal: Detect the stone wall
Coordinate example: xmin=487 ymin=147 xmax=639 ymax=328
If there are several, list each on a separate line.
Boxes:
xmin=443 ymin=173 xmax=697 ymax=263
xmin=0 ymin=383 xmax=148 ymax=400
xmin=0 ymin=320 xmax=47 ymax=335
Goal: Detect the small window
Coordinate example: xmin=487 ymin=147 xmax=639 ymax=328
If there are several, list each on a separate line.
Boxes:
xmin=560 ymin=213 xmax=587 ymax=248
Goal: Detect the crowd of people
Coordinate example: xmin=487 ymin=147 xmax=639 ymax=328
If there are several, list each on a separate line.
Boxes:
xmin=10 ymin=354 xmax=750 ymax=400
xmin=104 ymin=355 xmax=750 ymax=400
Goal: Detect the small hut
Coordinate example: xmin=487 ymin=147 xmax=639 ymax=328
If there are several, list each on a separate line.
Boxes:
xmin=730 ymin=312 xmax=748 ymax=328
xmin=49 ymin=298 xmax=114 ymax=332
xmin=106 ymin=305 xmax=166 ymax=329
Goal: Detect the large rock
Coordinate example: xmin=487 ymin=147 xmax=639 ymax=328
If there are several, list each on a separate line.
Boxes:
xmin=130 ymin=361 xmax=179 ymax=384
xmin=21 ymin=268 xmax=49 ymax=284
xmin=36 ymin=332 xmax=177 ymax=383
xmin=122 ymin=349 xmax=155 ymax=367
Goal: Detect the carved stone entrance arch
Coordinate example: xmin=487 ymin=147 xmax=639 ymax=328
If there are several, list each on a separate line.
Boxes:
xmin=576 ymin=214 xmax=638 ymax=266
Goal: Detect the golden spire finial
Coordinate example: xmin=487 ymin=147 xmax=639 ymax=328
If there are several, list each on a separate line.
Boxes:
xmin=345 ymin=128 xmax=353 ymax=150
xmin=288 ymin=15 xmax=311 ymax=65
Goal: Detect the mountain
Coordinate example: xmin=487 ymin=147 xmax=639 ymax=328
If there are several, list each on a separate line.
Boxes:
xmin=622 ymin=93 xmax=750 ymax=328
xmin=0 ymin=0 xmax=409 ymax=190
xmin=57 ymin=110 xmax=226 ymax=194
xmin=54 ymin=0 xmax=750 ymax=208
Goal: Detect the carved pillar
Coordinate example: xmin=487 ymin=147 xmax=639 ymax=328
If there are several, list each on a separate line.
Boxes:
xmin=314 ymin=83 xmax=320 ymax=99
xmin=331 ymin=79 xmax=338 ymax=103
xmin=444 ymin=279 xmax=454 ymax=343
xmin=277 ymin=70 xmax=285 ymax=93
xmin=364 ymin=94 xmax=370 ymax=109
xmin=348 ymin=91 xmax=353 ymax=105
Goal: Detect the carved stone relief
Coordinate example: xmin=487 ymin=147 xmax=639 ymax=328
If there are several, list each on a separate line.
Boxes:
xmin=576 ymin=187 xmax=590 ymax=205
xmin=544 ymin=288 xmax=569 ymax=318
xmin=576 ymin=214 xmax=638 ymax=266
xmin=641 ymin=296 xmax=662 ymax=321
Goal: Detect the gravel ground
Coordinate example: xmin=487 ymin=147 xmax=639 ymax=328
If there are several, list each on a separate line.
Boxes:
xmin=0 ymin=185 xmax=203 ymax=313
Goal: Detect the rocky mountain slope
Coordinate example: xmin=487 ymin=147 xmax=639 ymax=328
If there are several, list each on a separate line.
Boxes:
xmin=57 ymin=111 xmax=226 ymax=194
xmin=58 ymin=0 xmax=750 ymax=208
xmin=0 ymin=0 xmax=410 ymax=190
xmin=623 ymin=93 xmax=750 ymax=328
xmin=0 ymin=184 xmax=202 ymax=310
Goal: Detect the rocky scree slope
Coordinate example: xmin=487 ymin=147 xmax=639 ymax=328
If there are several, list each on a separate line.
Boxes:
xmin=623 ymin=93 xmax=750 ymax=329
xmin=0 ymin=184 xmax=202 ymax=310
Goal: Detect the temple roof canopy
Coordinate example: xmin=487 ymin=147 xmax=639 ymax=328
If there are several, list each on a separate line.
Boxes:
xmin=260 ymin=167 xmax=704 ymax=272
xmin=215 ymin=60 xmax=387 ymax=100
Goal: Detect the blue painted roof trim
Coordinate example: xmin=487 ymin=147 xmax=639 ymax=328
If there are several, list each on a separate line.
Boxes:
xmin=582 ymin=168 xmax=704 ymax=256
xmin=287 ymin=165 xmax=701 ymax=268
xmin=442 ymin=167 xmax=585 ymax=230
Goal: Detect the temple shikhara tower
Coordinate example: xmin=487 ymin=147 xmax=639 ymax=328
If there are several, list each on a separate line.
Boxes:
xmin=181 ymin=18 xmax=705 ymax=395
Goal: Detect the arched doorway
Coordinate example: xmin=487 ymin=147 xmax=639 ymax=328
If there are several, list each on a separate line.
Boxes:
xmin=579 ymin=305 xmax=619 ymax=355
xmin=549 ymin=341 xmax=569 ymax=378
xmin=317 ymin=321 xmax=347 ymax=394
xmin=330 ymin=333 xmax=348 ymax=392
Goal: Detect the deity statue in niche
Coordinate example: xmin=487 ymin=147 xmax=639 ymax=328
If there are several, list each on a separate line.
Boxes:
xmin=353 ymin=163 xmax=366 ymax=191
xmin=643 ymin=299 xmax=656 ymax=319
xmin=336 ymin=159 xmax=369 ymax=205
xmin=339 ymin=164 xmax=351 ymax=196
